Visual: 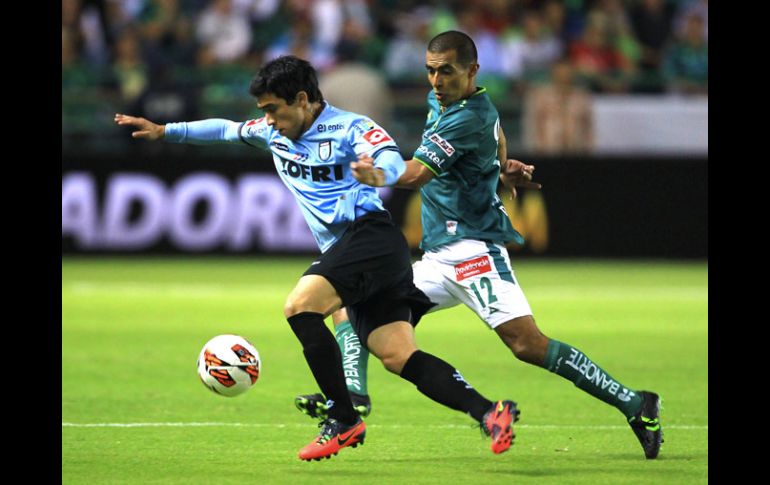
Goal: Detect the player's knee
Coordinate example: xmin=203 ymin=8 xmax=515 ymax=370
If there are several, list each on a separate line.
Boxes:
xmin=283 ymin=298 xmax=297 ymax=318
xmin=497 ymin=316 xmax=548 ymax=364
xmin=283 ymin=293 xmax=310 ymax=318
xmin=509 ymin=338 xmax=534 ymax=360
xmin=511 ymin=333 xmax=549 ymax=364
xmin=380 ymin=351 xmax=410 ymax=374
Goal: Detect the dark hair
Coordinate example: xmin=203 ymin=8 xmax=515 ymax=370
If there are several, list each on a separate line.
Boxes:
xmin=427 ymin=30 xmax=478 ymax=66
xmin=249 ymin=55 xmax=323 ymax=104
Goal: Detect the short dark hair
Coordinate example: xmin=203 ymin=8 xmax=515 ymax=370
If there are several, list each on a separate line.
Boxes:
xmin=249 ymin=55 xmax=323 ymax=104
xmin=427 ymin=31 xmax=478 ymax=66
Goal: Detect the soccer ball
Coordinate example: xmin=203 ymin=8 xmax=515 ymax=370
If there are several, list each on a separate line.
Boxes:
xmin=197 ymin=334 xmax=261 ymax=397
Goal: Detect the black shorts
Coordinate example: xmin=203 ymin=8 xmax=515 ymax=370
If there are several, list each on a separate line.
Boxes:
xmin=304 ymin=211 xmax=434 ymax=347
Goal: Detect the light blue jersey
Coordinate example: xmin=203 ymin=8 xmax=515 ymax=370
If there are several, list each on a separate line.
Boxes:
xmin=164 ymin=103 xmax=405 ymax=252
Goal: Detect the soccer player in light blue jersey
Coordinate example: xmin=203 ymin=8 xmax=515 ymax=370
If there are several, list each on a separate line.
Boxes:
xmin=115 ymin=55 xmax=519 ymax=460
xmin=295 ymin=31 xmax=663 ymax=460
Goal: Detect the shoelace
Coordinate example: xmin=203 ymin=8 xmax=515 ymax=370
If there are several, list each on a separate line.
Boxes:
xmin=315 ymin=419 xmax=337 ymax=444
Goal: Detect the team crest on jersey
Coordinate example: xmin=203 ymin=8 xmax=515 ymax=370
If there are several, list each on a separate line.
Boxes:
xmin=318 ymin=141 xmax=332 ymax=160
xmin=429 ymin=133 xmax=455 ymax=156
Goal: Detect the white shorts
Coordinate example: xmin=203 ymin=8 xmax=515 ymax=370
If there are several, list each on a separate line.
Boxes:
xmin=413 ymin=239 xmax=533 ymax=329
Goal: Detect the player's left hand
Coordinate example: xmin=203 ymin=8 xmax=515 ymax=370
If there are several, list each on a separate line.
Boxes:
xmin=351 ymin=154 xmax=386 ymax=187
xmin=114 ymin=113 xmax=165 ymax=140
xmin=500 ymin=159 xmax=542 ymax=199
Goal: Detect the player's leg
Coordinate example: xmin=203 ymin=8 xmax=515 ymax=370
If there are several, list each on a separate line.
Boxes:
xmin=434 ymin=240 xmax=661 ymax=457
xmin=442 ymin=241 xmax=651 ymax=422
xmin=294 ymin=256 xmax=461 ymax=420
xmin=291 ymin=211 xmax=410 ymax=458
xmin=495 ymin=315 xmax=662 ymax=458
xmin=332 ymin=308 xmax=371 ymax=415
xmin=294 ymin=307 xmax=372 ymax=419
xmin=284 ymin=274 xmax=366 ymax=460
xmin=478 ymin=241 xmax=662 ymax=459
xmin=340 ymin=256 xmax=463 ymax=409
xmin=495 ymin=315 xmax=645 ymax=414
xmin=365 ymin=320 xmax=519 ymax=454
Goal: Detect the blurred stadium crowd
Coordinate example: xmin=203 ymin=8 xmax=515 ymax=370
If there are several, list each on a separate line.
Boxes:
xmin=62 ymin=0 xmax=708 ymax=154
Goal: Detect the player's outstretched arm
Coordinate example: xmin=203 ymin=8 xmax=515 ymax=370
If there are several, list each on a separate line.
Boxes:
xmin=115 ymin=115 xmax=246 ymax=146
xmin=114 ymin=113 xmax=165 ymax=141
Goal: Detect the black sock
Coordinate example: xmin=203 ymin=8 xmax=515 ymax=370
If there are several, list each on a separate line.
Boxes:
xmin=400 ymin=350 xmax=493 ymax=422
xmin=287 ymin=312 xmax=356 ymax=425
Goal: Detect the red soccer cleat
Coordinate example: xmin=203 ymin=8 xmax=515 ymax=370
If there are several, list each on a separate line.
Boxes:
xmin=482 ymin=400 xmax=520 ymax=454
xmin=298 ymin=417 xmax=366 ymax=461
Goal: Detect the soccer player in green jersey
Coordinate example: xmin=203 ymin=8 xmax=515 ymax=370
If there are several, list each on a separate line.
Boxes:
xmin=297 ymin=30 xmax=662 ymax=459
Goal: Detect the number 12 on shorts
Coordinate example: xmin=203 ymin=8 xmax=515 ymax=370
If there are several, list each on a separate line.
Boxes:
xmin=470 ymin=277 xmax=498 ymax=308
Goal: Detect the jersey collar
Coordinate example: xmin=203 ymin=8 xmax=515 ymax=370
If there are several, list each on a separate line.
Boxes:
xmin=435 ymin=87 xmax=487 ymax=112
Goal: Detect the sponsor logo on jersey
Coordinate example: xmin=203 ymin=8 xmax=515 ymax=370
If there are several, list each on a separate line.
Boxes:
xmin=417 ymin=145 xmax=445 ymax=166
xmin=428 ymin=133 xmax=455 ymax=156
xmin=363 ymin=128 xmax=392 ymax=145
xmin=454 ymin=256 xmax=492 ymax=281
xmin=271 ymin=141 xmax=308 ymax=162
xmin=272 ymin=141 xmax=290 ymax=152
xmin=244 ymin=118 xmax=267 ymax=136
xmin=280 ymin=158 xmax=344 ymax=182
xmin=318 ymin=141 xmax=331 ymax=161
xmin=446 ymin=220 xmax=458 ymax=235
xmin=317 ymin=123 xmax=345 ymax=133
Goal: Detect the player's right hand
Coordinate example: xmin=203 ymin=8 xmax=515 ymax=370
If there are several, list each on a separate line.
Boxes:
xmin=114 ymin=113 xmax=164 ymax=141
xmin=351 ymin=154 xmax=386 ymax=187
xmin=500 ymin=159 xmax=542 ymax=199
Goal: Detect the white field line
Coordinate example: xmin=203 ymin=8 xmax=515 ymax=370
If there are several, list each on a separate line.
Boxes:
xmin=64 ymin=281 xmax=707 ymax=301
xmin=62 ymin=422 xmax=707 ymax=430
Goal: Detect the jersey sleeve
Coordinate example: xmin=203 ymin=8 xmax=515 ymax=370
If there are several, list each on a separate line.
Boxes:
xmin=347 ymin=117 xmax=404 ymax=186
xmin=347 ymin=118 xmax=401 ymax=158
xmin=237 ymin=116 xmax=273 ymax=150
xmin=412 ymin=110 xmax=481 ymax=175
xmin=164 ymin=118 xmax=245 ymax=145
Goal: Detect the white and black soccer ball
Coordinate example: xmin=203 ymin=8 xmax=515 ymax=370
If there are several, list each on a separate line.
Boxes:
xmin=197 ymin=334 xmax=261 ymax=397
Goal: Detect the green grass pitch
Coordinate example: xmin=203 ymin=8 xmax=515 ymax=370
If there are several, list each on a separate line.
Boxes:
xmin=62 ymin=257 xmax=707 ymax=484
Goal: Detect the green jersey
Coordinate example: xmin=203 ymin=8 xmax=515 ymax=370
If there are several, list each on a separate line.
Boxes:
xmin=412 ymin=88 xmax=524 ymax=252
